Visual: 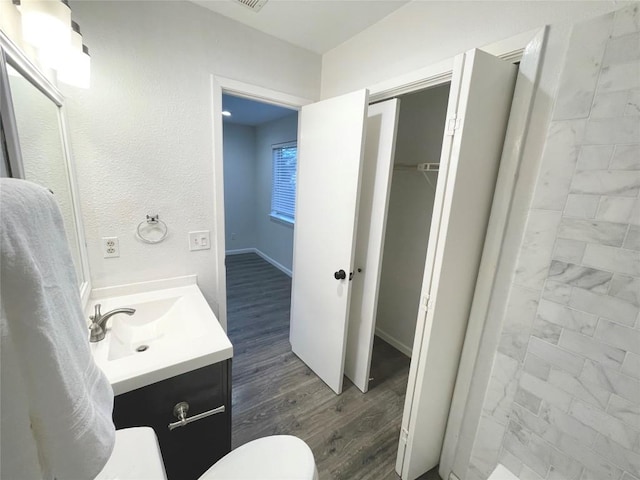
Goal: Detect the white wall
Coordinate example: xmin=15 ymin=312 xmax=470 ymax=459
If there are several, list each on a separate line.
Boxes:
xmin=62 ymin=1 xmax=320 ymax=319
xmin=321 ymin=1 xmax=627 ymax=99
xmin=376 ymin=84 xmax=450 ymax=355
xmin=255 ymin=112 xmax=298 ymax=272
xmin=223 ymin=123 xmax=257 ymax=251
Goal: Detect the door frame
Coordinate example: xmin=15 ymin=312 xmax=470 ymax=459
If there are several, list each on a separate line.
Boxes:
xmin=210 ymin=75 xmax=312 ymax=330
xmin=438 ymin=28 xmax=547 ymax=480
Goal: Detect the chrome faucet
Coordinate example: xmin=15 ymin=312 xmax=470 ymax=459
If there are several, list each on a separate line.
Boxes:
xmin=89 ymin=303 xmax=136 ymax=343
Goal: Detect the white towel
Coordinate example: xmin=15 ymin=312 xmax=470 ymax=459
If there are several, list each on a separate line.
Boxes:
xmin=0 ymin=178 xmax=115 ymax=479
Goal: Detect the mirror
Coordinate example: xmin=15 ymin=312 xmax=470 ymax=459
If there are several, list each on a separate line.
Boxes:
xmin=0 ymin=41 xmax=89 ymax=298
xmin=7 ymin=65 xmax=84 ymax=283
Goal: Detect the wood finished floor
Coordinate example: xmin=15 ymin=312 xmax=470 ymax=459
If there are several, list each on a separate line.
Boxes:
xmin=226 ymin=253 xmax=442 ymax=480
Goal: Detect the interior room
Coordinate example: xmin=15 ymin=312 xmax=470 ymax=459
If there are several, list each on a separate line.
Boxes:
xmin=221 ymin=93 xmax=297 ymax=270
xmin=1 ymin=2 xmax=638 ymax=480
xmin=221 ymin=92 xmax=298 ymax=363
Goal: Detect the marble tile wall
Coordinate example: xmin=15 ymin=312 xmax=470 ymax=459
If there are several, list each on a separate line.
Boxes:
xmin=467 ymin=5 xmax=640 ymax=480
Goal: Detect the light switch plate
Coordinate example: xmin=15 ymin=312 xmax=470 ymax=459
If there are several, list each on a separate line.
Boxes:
xmin=189 ymin=230 xmax=211 ymax=251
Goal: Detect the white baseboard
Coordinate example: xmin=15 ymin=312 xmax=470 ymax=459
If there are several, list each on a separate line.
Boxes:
xmin=226 ymin=248 xmax=255 ymax=255
xmin=254 ymin=249 xmax=292 ymax=277
xmin=225 ymin=247 xmax=292 ymax=277
xmin=375 ymin=328 xmax=412 ymax=358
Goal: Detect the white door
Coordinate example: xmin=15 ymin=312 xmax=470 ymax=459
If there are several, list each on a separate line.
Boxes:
xmin=396 ymin=49 xmax=517 ymax=479
xmin=290 ymin=89 xmax=369 ymax=395
xmin=344 ymin=99 xmax=400 ymax=393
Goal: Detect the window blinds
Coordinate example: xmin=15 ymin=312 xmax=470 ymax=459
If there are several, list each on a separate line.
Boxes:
xmin=271 ymin=143 xmax=297 ymax=221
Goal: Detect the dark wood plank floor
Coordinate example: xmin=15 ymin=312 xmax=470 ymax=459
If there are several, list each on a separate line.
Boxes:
xmin=226 ymin=253 xmax=441 ymax=480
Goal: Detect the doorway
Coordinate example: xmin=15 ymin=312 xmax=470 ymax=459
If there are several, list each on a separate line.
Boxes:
xmin=221 ymin=92 xmax=298 ymax=338
xmin=220 ymin=93 xmax=301 ymax=447
xmin=372 ymin=84 xmax=450 ymax=363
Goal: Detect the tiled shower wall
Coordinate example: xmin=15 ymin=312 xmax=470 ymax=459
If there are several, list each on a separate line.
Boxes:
xmin=467 ymin=6 xmax=639 ymax=480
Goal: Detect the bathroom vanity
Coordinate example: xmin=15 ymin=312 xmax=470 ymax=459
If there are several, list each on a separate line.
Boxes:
xmin=89 ymin=278 xmax=233 ymax=480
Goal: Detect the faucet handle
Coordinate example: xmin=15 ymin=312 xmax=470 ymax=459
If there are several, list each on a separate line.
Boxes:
xmin=93 ymin=304 xmax=102 ymax=320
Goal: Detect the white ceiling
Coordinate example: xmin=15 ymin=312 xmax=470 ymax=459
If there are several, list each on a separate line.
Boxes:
xmin=222 ymin=94 xmax=296 ymax=125
xmin=191 ymin=0 xmax=410 ymax=54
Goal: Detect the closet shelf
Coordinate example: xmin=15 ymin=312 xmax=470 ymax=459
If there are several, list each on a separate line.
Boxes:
xmin=394 ymin=162 xmax=439 ymax=190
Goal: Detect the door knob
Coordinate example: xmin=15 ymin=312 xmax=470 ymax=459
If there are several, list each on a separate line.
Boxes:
xmin=334 ymin=269 xmax=346 ymax=280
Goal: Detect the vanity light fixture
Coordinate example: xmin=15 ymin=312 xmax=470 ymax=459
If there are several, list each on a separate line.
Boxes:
xmin=1 ymin=0 xmax=92 ymax=88
xmin=222 ymin=110 xmax=232 ymax=117
xmin=20 ymin=0 xmax=71 ymax=68
xmin=58 ymin=21 xmax=90 ymax=88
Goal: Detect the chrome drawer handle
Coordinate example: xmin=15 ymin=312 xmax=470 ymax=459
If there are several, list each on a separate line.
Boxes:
xmin=168 ymin=401 xmax=225 ymax=431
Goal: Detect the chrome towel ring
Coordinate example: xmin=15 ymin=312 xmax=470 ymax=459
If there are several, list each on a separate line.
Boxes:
xmin=136 ymin=214 xmax=168 ymax=244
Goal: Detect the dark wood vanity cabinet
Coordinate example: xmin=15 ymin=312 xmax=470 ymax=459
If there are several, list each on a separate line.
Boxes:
xmin=113 ymin=360 xmax=232 ymax=480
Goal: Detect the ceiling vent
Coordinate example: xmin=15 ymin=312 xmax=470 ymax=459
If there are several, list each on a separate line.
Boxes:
xmin=233 ymin=0 xmax=268 ymax=12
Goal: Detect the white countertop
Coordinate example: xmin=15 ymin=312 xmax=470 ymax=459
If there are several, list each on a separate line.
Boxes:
xmin=89 ymin=282 xmax=233 ymax=395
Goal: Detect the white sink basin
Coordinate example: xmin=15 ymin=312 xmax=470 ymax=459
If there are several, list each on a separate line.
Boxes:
xmin=89 ymin=282 xmax=233 ymax=395
xmin=107 ymin=296 xmax=192 ymax=361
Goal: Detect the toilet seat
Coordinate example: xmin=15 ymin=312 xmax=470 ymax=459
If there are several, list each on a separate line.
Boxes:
xmin=199 ymin=435 xmax=319 ymax=480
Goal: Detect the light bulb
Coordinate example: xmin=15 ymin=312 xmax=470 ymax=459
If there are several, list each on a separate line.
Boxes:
xmin=58 ymin=28 xmax=90 ymax=89
xmin=21 ymin=0 xmax=71 ymax=68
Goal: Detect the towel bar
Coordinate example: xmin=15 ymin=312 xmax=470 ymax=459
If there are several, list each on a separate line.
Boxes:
xmin=168 ymin=402 xmax=225 ymax=431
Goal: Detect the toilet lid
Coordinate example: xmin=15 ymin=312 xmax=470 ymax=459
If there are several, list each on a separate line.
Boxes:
xmin=199 ymin=435 xmax=317 ymax=480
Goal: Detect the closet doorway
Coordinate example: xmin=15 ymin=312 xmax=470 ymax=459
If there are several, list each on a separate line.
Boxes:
xmin=365 ymin=84 xmax=450 ymax=381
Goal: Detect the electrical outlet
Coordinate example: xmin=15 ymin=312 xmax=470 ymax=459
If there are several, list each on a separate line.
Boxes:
xmin=189 ymin=230 xmax=211 ymax=251
xmin=102 ymin=237 xmax=119 ymax=258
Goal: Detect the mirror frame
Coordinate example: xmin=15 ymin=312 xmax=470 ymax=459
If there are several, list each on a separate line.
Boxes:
xmin=0 ymin=30 xmax=92 ymax=306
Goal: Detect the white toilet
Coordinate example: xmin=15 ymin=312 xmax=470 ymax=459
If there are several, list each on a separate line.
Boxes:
xmin=97 ymin=428 xmax=319 ymax=480
xmin=200 ymin=435 xmax=319 ymax=480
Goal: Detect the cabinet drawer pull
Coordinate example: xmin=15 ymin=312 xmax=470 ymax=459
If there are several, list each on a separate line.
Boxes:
xmin=168 ymin=401 xmax=225 ymax=431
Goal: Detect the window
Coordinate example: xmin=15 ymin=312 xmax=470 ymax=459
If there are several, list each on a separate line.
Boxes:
xmin=271 ymin=142 xmax=297 ymax=224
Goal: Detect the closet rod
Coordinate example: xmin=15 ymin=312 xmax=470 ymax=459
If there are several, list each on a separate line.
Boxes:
xmin=394 ymin=162 xmax=440 ymax=172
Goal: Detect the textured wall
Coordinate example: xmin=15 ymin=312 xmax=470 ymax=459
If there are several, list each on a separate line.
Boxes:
xmin=223 ymin=123 xmax=257 ymax=251
xmin=375 ymin=84 xmax=449 ymax=354
xmin=61 ymin=1 xmax=320 ymax=317
xmin=468 ymin=6 xmax=640 ymax=480
xmin=255 ymin=112 xmax=298 ymax=272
